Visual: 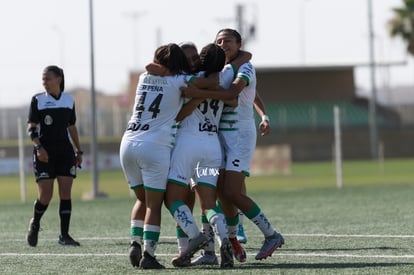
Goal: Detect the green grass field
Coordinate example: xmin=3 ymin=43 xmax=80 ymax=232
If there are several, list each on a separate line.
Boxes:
xmin=1 ymin=159 xmax=414 ymax=274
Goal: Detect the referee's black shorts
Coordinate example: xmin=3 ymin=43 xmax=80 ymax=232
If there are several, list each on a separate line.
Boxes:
xmin=33 ymin=143 xmax=76 ymax=182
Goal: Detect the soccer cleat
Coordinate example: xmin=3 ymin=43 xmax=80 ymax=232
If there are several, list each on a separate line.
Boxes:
xmin=255 ymin=232 xmax=284 ymax=260
xmin=27 ymin=218 xmax=40 ymax=247
xmin=237 ymin=223 xmax=247 ymax=244
xmin=219 ymin=238 xmax=234 ymax=268
xmin=171 ymin=255 xmax=191 ymax=267
xmin=191 ymin=251 xmax=219 ymax=266
xmin=229 ymin=237 xmax=246 ymax=262
xmin=129 ymin=241 xmax=142 ymax=267
xmin=171 ymin=233 xmax=208 ymax=267
xmin=140 ymin=251 xmax=165 ymax=269
xmin=58 ymin=234 xmax=80 ymax=246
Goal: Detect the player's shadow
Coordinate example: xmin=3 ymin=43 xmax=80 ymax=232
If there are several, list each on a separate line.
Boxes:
xmin=237 ymin=262 xmax=414 ymax=270
xmin=280 ymin=246 xmax=401 ymax=252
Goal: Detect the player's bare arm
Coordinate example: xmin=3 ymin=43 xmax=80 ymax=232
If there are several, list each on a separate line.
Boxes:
xmin=231 ymin=50 xmax=252 ymax=69
xmin=254 ymin=91 xmax=270 ymax=136
xmin=145 ymin=62 xmax=173 ymax=76
xmin=176 ymin=98 xmax=205 ymax=122
xmin=181 ymin=77 xmax=246 ymax=101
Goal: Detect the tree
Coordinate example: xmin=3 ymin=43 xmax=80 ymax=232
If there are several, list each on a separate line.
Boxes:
xmin=388 ymin=0 xmax=414 ymax=55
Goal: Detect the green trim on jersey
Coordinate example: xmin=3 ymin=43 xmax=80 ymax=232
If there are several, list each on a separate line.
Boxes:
xmin=130 ymin=185 xmax=143 ymax=190
xmin=222 ymin=111 xmax=237 ymax=115
xmin=187 ymin=76 xmax=196 ymax=83
xmin=197 ymin=181 xmax=217 ymax=189
xmin=237 ymin=74 xmax=250 ymax=85
xmin=168 ymin=179 xmax=187 ymax=187
xmin=220 ymin=119 xmax=238 ymax=124
xmin=143 ymin=186 xmax=165 ymax=192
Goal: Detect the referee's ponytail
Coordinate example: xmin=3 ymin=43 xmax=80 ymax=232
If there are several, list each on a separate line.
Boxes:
xmin=45 ymin=65 xmax=65 ymax=91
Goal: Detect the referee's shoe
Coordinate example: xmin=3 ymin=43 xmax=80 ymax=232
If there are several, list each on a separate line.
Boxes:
xmin=58 ymin=234 xmax=80 ymax=246
xmin=27 ymin=218 xmax=40 ymax=247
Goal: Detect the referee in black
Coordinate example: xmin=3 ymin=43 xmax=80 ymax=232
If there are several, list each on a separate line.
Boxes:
xmin=26 ymin=65 xmax=83 ymax=247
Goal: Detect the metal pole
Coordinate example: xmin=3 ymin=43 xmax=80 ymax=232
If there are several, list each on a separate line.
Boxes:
xmin=236 ymin=4 xmax=244 ymax=38
xmin=123 ymin=11 xmax=146 ymax=70
xmin=17 ymin=117 xmax=26 ymax=202
xmin=367 ymin=0 xmax=378 ymax=159
xmin=52 ymin=25 xmax=65 ymax=66
xmin=89 ymin=0 xmax=99 ymax=197
xmin=333 ymin=106 xmax=343 ymax=189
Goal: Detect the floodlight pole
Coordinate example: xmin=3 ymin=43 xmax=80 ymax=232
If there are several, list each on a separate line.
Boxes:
xmin=123 ymin=11 xmax=146 ymax=70
xmin=89 ymin=0 xmax=99 ymax=197
xmin=367 ymin=0 xmax=379 ymax=159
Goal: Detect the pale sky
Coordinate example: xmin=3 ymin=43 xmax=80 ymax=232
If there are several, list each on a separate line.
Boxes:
xmin=0 ymin=0 xmax=412 ymax=108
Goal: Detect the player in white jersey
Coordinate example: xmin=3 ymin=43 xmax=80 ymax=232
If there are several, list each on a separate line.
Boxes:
xmin=165 ymin=43 xmax=238 ymax=268
xmin=181 ymin=29 xmax=284 ymax=262
xmin=145 ymin=43 xmax=252 ymax=267
xmin=120 ymin=43 xmax=193 ymax=269
xmin=146 ymin=42 xmax=202 ymax=263
xmin=235 ymin=90 xmax=271 ymax=244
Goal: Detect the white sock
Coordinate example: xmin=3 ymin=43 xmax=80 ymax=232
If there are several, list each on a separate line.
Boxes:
xmin=227 ymin=224 xmax=238 ymax=239
xmin=238 ymin=210 xmax=244 ymax=226
xmin=201 ymin=215 xmax=215 ymax=253
xmin=143 ymin=224 xmax=160 ymax=257
xmin=251 ymin=211 xmax=275 ymax=237
xmin=209 ymin=212 xmax=228 ymax=247
xmin=177 ymin=237 xmax=188 ymax=255
xmin=173 ymin=204 xmax=199 ymax=239
xmin=130 ymin=219 xmax=144 ymax=244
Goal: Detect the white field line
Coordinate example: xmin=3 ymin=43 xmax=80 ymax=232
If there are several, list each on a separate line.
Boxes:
xmin=1 ymin=252 xmax=414 ymax=259
xmin=285 ymin=233 xmax=414 ymax=238
xmin=0 ymin=233 xmax=414 ymax=243
xmin=3 ymin=233 xmax=414 ymax=242
xmin=1 ymin=234 xmax=414 ymax=259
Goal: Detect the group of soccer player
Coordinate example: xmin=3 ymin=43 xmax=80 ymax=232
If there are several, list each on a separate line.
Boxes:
xmin=119 ymin=28 xmax=284 ymax=269
xmin=24 ymin=28 xmax=284 ymax=270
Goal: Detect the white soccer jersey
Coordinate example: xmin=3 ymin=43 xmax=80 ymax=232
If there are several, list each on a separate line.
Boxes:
xmin=168 ymin=65 xmax=236 ymax=186
xmin=178 ymin=65 xmax=234 ymax=136
xmin=236 ymin=62 xmax=256 ymax=122
xmin=219 ymin=62 xmax=257 ymax=174
xmin=122 ymin=72 xmax=192 ymax=147
xmin=219 ymin=62 xmax=256 ymax=132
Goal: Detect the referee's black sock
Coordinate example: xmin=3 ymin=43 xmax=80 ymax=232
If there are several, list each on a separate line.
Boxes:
xmin=33 ymin=199 xmax=48 ymax=225
xmin=59 ymin=199 xmax=72 ymax=237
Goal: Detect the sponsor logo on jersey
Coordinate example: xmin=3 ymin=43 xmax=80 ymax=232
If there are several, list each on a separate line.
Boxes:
xmin=198 ymin=118 xmax=218 ymax=133
xmin=45 ymin=101 xmax=56 ymax=107
xmin=232 ymin=159 xmax=240 ymax=167
xmin=195 ymin=162 xmax=220 ymax=178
